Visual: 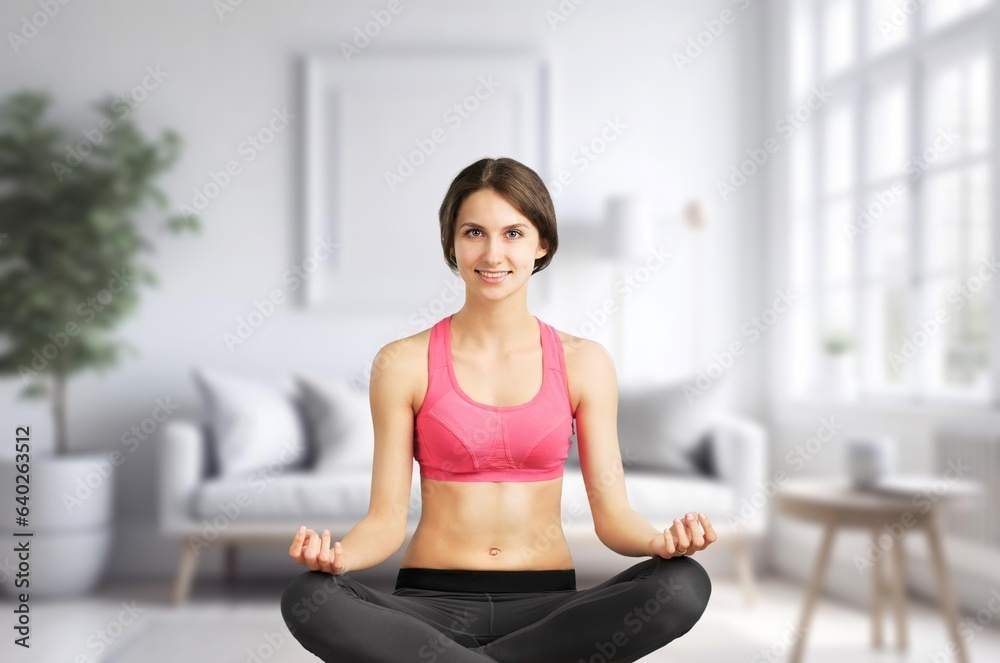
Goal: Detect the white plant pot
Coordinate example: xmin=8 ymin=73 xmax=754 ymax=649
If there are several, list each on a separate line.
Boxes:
xmin=0 ymin=453 xmax=115 ymax=599
xmin=819 ymin=353 xmax=857 ymax=400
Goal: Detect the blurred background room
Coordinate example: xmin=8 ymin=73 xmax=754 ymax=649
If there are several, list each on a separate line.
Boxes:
xmin=1 ymin=0 xmax=998 ymax=661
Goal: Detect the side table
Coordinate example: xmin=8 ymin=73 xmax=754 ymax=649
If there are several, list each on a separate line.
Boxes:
xmin=776 ymin=476 xmax=980 ymax=663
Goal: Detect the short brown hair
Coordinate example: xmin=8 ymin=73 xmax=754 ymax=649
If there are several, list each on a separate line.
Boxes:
xmin=439 ymin=157 xmax=558 ymax=275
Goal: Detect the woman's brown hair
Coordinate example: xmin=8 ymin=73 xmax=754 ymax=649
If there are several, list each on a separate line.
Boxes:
xmin=439 ymin=157 xmax=558 ymax=275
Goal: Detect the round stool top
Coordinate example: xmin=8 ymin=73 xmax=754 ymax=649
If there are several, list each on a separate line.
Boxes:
xmin=776 ymin=476 xmax=981 ymax=527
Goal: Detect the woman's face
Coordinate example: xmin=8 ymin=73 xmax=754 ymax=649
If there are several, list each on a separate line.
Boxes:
xmin=451 ymin=188 xmax=548 ymax=295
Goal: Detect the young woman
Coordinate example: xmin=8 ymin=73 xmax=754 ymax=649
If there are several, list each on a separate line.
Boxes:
xmin=280 ymin=157 xmax=715 ymax=662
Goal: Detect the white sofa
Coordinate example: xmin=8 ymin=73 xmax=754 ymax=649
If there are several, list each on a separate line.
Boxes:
xmin=159 ymin=401 xmax=768 ymax=606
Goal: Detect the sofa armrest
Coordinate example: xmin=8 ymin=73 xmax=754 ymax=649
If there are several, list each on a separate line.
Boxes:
xmin=710 ymin=413 xmax=769 ymax=537
xmin=158 ymin=419 xmax=206 ymax=536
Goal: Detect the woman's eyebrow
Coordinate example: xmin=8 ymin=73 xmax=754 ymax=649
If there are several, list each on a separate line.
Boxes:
xmin=458 ymin=222 xmax=528 ymax=231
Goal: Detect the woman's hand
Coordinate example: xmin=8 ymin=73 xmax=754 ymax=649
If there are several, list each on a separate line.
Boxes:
xmin=648 ymin=512 xmax=717 ymax=559
xmin=289 ymin=526 xmax=349 ymax=574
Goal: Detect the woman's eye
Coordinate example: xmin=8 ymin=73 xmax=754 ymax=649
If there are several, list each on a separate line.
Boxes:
xmin=464 ymin=229 xmax=523 ymax=238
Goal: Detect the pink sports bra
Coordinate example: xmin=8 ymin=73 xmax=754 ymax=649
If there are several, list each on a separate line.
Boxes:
xmin=413 ymin=314 xmax=575 ymax=482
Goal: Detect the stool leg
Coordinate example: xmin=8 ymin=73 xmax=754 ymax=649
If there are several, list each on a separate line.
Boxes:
xmin=889 ymin=534 xmax=909 ymax=651
xmin=790 ymin=523 xmax=837 ymax=663
xmin=926 ymin=508 xmax=968 ymax=663
xmin=871 ymin=528 xmax=884 ymax=649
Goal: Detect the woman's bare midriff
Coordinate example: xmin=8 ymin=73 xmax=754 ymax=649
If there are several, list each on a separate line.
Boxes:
xmin=399 ymin=476 xmax=575 ymax=570
xmin=399 ymin=323 xmax=578 ymax=571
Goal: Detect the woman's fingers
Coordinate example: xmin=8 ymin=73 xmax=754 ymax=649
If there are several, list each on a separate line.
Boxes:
xmin=289 ymin=526 xmax=307 ymax=558
xmin=305 ymin=529 xmax=321 ymax=570
xmin=331 ymin=541 xmax=345 ymax=574
xmin=317 ymin=530 xmax=331 ymax=571
xmin=686 ymin=513 xmax=705 ymax=549
xmin=673 ymin=518 xmax=690 ymax=553
xmin=700 ymin=513 xmax=718 ymax=546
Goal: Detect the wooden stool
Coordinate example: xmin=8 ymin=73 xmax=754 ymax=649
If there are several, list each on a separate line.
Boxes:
xmin=776 ymin=477 xmax=979 ymax=663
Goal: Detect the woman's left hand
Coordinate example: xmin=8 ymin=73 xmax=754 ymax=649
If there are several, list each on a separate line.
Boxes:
xmin=648 ymin=512 xmax=717 ymax=559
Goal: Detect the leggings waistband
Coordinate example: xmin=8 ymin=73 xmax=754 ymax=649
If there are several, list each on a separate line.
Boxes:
xmin=394 ymin=567 xmax=577 ymax=593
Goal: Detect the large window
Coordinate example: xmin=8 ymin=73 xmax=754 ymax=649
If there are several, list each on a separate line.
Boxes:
xmin=787 ymin=0 xmax=996 ymax=403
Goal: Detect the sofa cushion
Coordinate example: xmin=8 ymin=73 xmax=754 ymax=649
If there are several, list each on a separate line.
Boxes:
xmin=193 ymin=368 xmax=308 ymax=478
xmin=193 ymin=468 xmax=423 ymax=522
xmin=294 ymin=374 xmax=375 ymax=472
xmin=566 ymin=379 xmax=719 ymax=475
xmin=560 ymin=467 xmax=733 ymax=526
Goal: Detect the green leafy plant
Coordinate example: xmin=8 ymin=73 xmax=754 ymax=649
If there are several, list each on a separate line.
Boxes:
xmin=821 ymin=330 xmax=855 ymax=356
xmin=0 ymin=89 xmax=201 ymax=456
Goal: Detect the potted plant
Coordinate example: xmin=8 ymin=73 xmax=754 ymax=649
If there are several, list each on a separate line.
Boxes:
xmin=0 ymin=90 xmax=200 ymax=597
xmin=819 ymin=330 xmax=857 ymax=400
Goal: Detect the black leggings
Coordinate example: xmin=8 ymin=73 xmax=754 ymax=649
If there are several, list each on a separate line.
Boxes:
xmin=280 ymin=554 xmax=712 ymax=663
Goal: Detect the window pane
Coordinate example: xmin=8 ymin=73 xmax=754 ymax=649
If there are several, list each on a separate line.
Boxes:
xmin=790 ymin=0 xmax=817 ymax=102
xmin=866 ymin=80 xmax=910 ymax=182
xmin=823 ymin=101 xmax=855 ymax=196
xmin=863 ymin=281 xmax=911 ymax=390
xmin=921 ymin=275 xmax=992 ymax=396
xmin=790 ymin=122 xmax=815 ymax=211
xmin=791 ymin=209 xmax=815 ymax=295
xmin=924 ymin=52 xmax=991 ymax=167
xmin=823 ymin=198 xmax=855 ymax=285
xmin=969 ymin=54 xmax=991 ymax=154
xmin=922 ymin=170 xmax=963 ymax=275
xmin=923 ymin=0 xmax=992 ymax=33
xmin=922 ymin=164 xmax=992 ymax=276
xmin=863 ymin=186 xmax=909 ymax=281
xmin=969 ymin=163 xmax=992 ymax=269
xmin=867 ymin=0 xmax=911 ymax=56
xmin=821 ymin=287 xmax=856 ymax=346
xmin=789 ymin=287 xmax=817 ymax=397
xmin=823 ymin=0 xmax=857 ymax=77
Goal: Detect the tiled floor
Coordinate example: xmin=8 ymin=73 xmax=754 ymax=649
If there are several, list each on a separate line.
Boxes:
xmin=3 ymin=573 xmax=998 ymax=662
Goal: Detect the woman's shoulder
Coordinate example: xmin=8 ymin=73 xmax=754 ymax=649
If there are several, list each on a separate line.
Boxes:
xmin=372 ymin=323 xmax=436 ymax=380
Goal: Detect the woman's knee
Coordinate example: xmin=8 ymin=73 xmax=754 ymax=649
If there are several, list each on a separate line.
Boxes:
xmin=649 ymin=555 xmax=712 ymax=629
xmin=280 ymin=570 xmax=351 ymax=636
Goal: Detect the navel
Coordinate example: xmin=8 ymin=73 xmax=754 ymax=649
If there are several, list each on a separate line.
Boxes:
xmin=489 ymin=547 xmax=501 ymax=556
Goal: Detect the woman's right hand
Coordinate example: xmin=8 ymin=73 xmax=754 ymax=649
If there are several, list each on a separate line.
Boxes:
xmin=289 ymin=525 xmax=348 ymax=574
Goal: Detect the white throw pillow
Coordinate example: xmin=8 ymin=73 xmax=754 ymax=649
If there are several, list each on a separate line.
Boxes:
xmin=567 ymin=378 xmax=718 ymax=474
xmin=293 ymin=374 xmax=375 ymax=473
xmin=193 ymin=368 xmax=308 ymax=478
xmin=618 ymin=378 xmax=719 ymax=472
